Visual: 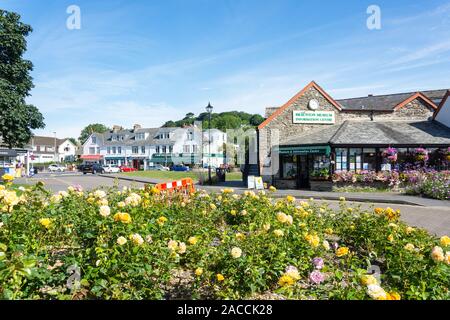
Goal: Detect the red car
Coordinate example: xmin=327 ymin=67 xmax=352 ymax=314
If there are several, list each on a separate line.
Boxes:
xmin=119 ymin=165 xmax=137 ymax=172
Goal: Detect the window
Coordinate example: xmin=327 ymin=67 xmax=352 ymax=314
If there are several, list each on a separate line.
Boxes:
xmin=112 ymin=147 xmax=116 ymax=154
xmin=136 ymin=133 xmax=145 ymax=140
xmin=92 ymin=136 xmax=97 ymax=144
xmin=132 ymin=146 xmax=139 ymax=154
xmin=89 ymin=147 xmax=96 ymax=155
xmin=281 ymin=155 xmax=297 ymax=179
xmin=141 ymin=146 xmax=145 ymax=154
xmin=156 ymin=146 xmax=160 ymax=153
xmin=162 ymin=146 xmax=167 ymax=153
xmin=362 ymin=148 xmax=376 ymax=170
xmin=47 ymin=146 xmax=54 ymax=152
xmin=112 ymin=136 xmax=117 ymax=141
xmin=335 ymin=148 xmax=347 ymax=171
xmin=118 ymin=147 xmax=122 ymax=154
xmin=97 ymin=147 xmax=100 ymax=154
xmin=107 ymin=147 xmax=111 ymax=154
xmin=169 ymin=146 xmax=173 ymax=153
xmin=192 ymin=145 xmax=198 ymax=153
xmin=183 ymin=145 xmax=190 ymax=153
xmin=312 ymin=155 xmax=329 ymax=171
xmin=349 ymin=148 xmax=362 ymax=171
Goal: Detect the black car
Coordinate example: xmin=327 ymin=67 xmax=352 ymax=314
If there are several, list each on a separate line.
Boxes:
xmin=82 ymin=163 xmax=105 ymax=174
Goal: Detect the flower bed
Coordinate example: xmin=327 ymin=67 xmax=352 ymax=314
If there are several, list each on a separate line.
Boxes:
xmin=332 ymin=170 xmax=450 ymax=200
xmin=0 ymin=183 xmax=449 ymax=300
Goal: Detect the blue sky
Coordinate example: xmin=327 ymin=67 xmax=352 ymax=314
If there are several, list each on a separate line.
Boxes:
xmin=2 ymin=0 xmax=450 ymax=139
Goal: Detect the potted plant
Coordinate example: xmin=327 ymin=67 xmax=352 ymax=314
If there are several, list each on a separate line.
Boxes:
xmin=382 ymin=147 xmax=398 ymax=163
xmin=310 ymin=168 xmax=332 ymax=191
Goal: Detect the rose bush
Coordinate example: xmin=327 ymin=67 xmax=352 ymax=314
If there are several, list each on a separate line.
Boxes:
xmin=0 ymin=183 xmax=449 ymax=300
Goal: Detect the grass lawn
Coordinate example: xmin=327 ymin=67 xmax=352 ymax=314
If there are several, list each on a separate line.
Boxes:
xmin=120 ymin=170 xmax=243 ymax=183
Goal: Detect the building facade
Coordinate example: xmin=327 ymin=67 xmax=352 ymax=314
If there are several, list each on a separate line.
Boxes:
xmin=258 ymin=81 xmax=450 ymax=189
xmin=81 ymin=125 xmax=227 ymax=169
xmin=29 ymin=136 xmax=77 ymax=164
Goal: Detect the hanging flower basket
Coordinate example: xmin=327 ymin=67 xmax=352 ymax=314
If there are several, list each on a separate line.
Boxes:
xmin=382 ymin=147 xmax=397 ymax=163
xmin=414 ymin=148 xmax=429 ymax=162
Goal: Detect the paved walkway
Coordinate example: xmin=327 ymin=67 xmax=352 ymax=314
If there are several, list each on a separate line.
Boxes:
xmin=98 ymin=173 xmax=449 ymax=208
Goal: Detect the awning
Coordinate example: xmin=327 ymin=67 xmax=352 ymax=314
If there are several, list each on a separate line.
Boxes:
xmin=275 ymin=145 xmax=331 ymax=156
xmin=80 ymin=155 xmax=103 ymax=161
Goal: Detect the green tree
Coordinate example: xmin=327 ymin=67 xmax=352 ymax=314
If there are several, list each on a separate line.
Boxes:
xmin=68 ymin=137 xmax=78 ymax=146
xmin=0 ymin=10 xmax=45 ymax=148
xmin=79 ymin=123 xmax=109 ymax=144
xmin=249 ymin=114 xmax=264 ymax=126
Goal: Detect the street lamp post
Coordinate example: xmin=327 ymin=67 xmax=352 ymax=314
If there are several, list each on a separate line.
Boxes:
xmin=53 ymin=132 xmax=57 ymax=163
xmin=206 ymin=103 xmax=213 ymax=185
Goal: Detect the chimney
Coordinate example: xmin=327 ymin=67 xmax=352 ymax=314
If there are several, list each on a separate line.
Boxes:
xmin=112 ymin=125 xmax=122 ymax=132
xmin=133 ymin=124 xmax=142 ymax=131
xmin=368 ymin=94 xmax=373 ymax=97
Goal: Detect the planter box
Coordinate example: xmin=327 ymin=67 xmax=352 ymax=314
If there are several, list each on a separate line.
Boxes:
xmin=310 ymin=180 xmax=333 ymax=191
xmin=334 ymin=181 xmax=388 ymax=189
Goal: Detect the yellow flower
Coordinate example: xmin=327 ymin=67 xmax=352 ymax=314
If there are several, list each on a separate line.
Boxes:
xmin=404 ymin=243 xmax=415 ymax=251
xmin=263 ymin=223 xmax=271 ymax=231
xmin=325 ymin=228 xmax=333 ymax=235
xmin=445 ymin=252 xmax=450 ymax=265
xmin=374 ymin=207 xmax=384 ymax=215
xmin=230 ymin=210 xmax=236 ymax=216
xmin=129 ymin=233 xmax=144 ymax=246
xmin=150 ymin=187 xmax=160 ymax=195
xmin=195 ymin=268 xmax=203 ymax=276
xmin=235 ymin=233 xmax=246 ymax=241
xmin=269 ymin=186 xmax=276 ymax=192
xmin=347 ymin=208 xmax=353 ymax=213
xmin=2 ymin=174 xmax=14 ymax=182
xmin=188 ymin=236 xmax=198 ymax=245
xmin=221 ymin=188 xmax=234 ymax=194
xmin=278 ymin=275 xmax=295 ymax=287
xmin=276 ymin=212 xmax=288 ymax=223
xmin=299 ymin=201 xmax=309 ymax=208
xmin=117 ymin=201 xmax=125 ymax=208
xmin=216 ymin=274 xmax=225 ymax=282
xmin=322 ymin=240 xmax=330 ymax=250
xmin=431 ymin=246 xmax=445 ymax=262
xmin=39 ymin=218 xmax=52 ymax=229
xmin=305 ymin=234 xmax=320 ymax=248
xmin=273 ymin=229 xmax=284 ymax=237
xmin=240 ymin=209 xmax=247 ymax=216
xmin=231 ymin=247 xmax=242 ymax=258
xmin=0 ymin=185 xmax=5 ymax=190
xmin=286 ymin=195 xmax=295 ymax=203
xmin=405 ymin=226 xmax=415 ymax=234
xmin=339 ymin=196 xmax=346 ymax=202
xmin=178 ymin=242 xmax=187 ymax=254
xmin=440 ymin=236 xmax=450 ymax=247
xmin=336 ymin=247 xmax=350 ymax=257
xmin=167 ymin=240 xmax=178 ymax=251
xmin=384 ymin=207 xmax=400 ymax=221
xmin=157 ymin=216 xmax=168 ymax=226
xmin=210 ymin=203 xmax=217 ymax=210
xmin=387 ymin=292 xmax=401 ymax=300
xmin=113 ymin=212 xmax=132 ymax=224
xmin=387 ymin=234 xmax=394 ymax=242
xmin=117 ymin=236 xmax=127 ymax=245
xmin=360 ymin=275 xmax=378 ymax=286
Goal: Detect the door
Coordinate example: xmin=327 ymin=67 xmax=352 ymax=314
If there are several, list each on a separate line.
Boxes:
xmin=297 ymin=155 xmax=310 ymax=189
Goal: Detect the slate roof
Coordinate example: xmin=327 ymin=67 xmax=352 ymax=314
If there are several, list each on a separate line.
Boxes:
xmin=336 ymin=89 xmax=448 ymax=111
xmin=280 ymin=121 xmax=450 ymax=147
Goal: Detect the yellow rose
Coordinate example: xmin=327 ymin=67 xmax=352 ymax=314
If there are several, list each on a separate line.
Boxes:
xmin=99 ymin=205 xmax=110 ymax=217
xmin=325 ymin=228 xmax=333 ymax=235
xmin=387 ymin=234 xmax=394 ymax=242
xmin=278 ymin=275 xmax=295 ymax=287
xmin=431 ymin=246 xmax=445 ymax=262
xmin=2 ymin=174 xmax=14 ymax=182
xmin=336 ymin=247 xmax=350 ymax=257
xmin=235 ymin=233 xmax=245 ymax=241
xmin=440 ymin=236 xmax=450 ymax=247
xmin=210 ymin=203 xmax=216 ymax=210
xmin=113 ymin=212 xmax=132 ymax=224
xmin=269 ymin=186 xmax=276 ymax=192
xmin=188 ymin=236 xmax=198 ymax=245
xmin=195 ymin=268 xmax=203 ymax=276
xmin=360 ymin=275 xmax=378 ymax=286
xmin=387 ymin=292 xmax=401 ymax=300
xmin=130 ymin=233 xmax=144 ymax=245
xmin=405 ymin=226 xmax=415 ymax=234
xmin=273 ymin=229 xmax=284 ymax=237
xmin=39 ymin=218 xmax=52 ymax=229
xmin=178 ymin=242 xmax=187 ymax=254
xmin=230 ymin=210 xmax=236 ymax=216
xmin=263 ymin=223 xmax=271 ymax=231
xmin=404 ymin=243 xmax=415 ymax=251
xmin=286 ymin=195 xmax=295 ymax=203
xmin=216 ymin=274 xmax=225 ymax=282
xmin=240 ymin=209 xmax=247 ymax=216
xmin=157 ymin=216 xmax=168 ymax=226
xmin=167 ymin=240 xmax=178 ymax=251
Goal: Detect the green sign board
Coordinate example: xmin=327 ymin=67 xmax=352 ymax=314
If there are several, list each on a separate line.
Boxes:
xmin=293 ymin=110 xmax=335 ymax=124
xmin=276 ymin=145 xmax=331 ymax=156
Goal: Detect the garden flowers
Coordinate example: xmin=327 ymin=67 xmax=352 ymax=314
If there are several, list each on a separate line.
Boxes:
xmin=440 ymin=236 xmax=450 ymax=247
xmin=231 ymin=247 xmax=242 ymax=258
xmin=335 ymin=247 xmax=350 ymax=257
xmin=99 ymin=205 xmax=111 ymax=217
xmin=309 ymin=270 xmax=325 ymax=284
xmin=157 ymin=216 xmax=168 ymax=226
xmin=130 ymin=233 xmax=144 ymax=246
xmin=431 ymin=246 xmax=445 ymax=262
xmin=117 ymin=236 xmax=127 ymax=245
xmin=39 ymin=218 xmax=52 ymax=229
xmin=113 ymin=212 xmax=132 ymax=224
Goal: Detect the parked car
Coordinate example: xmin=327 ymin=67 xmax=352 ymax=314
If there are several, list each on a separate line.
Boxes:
xmin=48 ymin=164 xmax=66 ymax=172
xmin=82 ymin=163 xmax=105 ymax=174
xmin=103 ymin=164 xmax=121 ymax=173
xmin=119 ymin=165 xmax=137 ymax=172
xmin=171 ymin=164 xmax=190 ymax=172
xmin=148 ymin=164 xmax=170 ymax=171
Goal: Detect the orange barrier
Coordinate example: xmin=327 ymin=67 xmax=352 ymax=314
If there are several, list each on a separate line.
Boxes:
xmin=155 ymin=178 xmax=195 ymax=194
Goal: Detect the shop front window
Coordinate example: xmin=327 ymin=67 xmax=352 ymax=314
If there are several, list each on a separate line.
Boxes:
xmin=362 ymin=148 xmax=376 ymax=171
xmin=281 ymin=155 xmax=297 ymax=180
xmin=335 ymin=148 xmax=347 ymax=172
xmin=349 ymin=148 xmax=362 ymax=171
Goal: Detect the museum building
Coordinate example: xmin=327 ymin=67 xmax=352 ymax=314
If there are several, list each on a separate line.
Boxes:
xmin=257 ymin=81 xmax=450 ymax=189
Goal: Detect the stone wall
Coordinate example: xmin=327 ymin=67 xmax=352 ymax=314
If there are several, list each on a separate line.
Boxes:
xmin=258 ymin=86 xmax=435 ymax=183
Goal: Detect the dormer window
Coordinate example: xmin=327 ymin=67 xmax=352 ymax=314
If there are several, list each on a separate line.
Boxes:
xmin=136 ymin=133 xmax=145 ymax=140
